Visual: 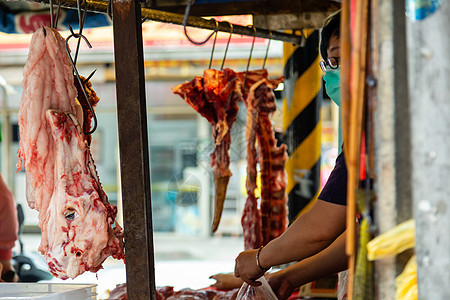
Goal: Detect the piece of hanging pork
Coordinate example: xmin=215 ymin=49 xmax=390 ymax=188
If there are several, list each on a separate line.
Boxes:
xmin=241 ymin=71 xmax=288 ymax=249
xmin=17 ymin=26 xmax=83 ymax=214
xmin=172 ymin=68 xmax=242 ymax=232
xmin=44 ymin=110 xmax=124 ymax=279
xmin=16 ymin=26 xmax=123 ymax=279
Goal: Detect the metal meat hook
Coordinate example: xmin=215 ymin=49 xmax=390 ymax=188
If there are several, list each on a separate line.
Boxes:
xmin=65 ymin=33 xmax=98 ymax=135
xmin=262 ymin=30 xmax=272 ymax=69
xmin=208 ymin=19 xmax=219 ymax=69
xmin=220 ymin=21 xmax=233 ymax=71
xmin=243 ymin=25 xmax=257 ymax=89
xmin=183 ymin=0 xmax=219 ymax=45
xmin=49 ymin=0 xmax=62 ymax=29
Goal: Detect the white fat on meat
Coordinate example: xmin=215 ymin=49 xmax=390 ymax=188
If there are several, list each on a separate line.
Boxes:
xmin=17 ymin=26 xmax=83 ymax=213
xmin=44 ymin=110 xmax=123 ymax=279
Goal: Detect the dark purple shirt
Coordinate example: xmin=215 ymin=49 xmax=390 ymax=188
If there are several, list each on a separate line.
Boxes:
xmin=318 ymin=150 xmax=347 ymax=206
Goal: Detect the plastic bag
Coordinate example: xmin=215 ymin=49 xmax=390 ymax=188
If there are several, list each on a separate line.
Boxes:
xmin=395 ymin=255 xmax=417 ymax=300
xmin=236 ymin=276 xmax=278 ymax=300
xmin=367 ymin=219 xmax=415 ymax=261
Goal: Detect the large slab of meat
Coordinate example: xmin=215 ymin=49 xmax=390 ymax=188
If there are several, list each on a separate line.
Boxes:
xmin=172 ymin=68 xmax=242 ymax=232
xmin=17 ymin=26 xmax=83 ymax=213
xmin=240 ymin=70 xmax=288 ymax=249
xmin=44 ymin=110 xmax=124 ymax=279
xmin=173 ymin=69 xmax=287 ymax=244
xmin=16 ymin=26 xmax=123 ymax=279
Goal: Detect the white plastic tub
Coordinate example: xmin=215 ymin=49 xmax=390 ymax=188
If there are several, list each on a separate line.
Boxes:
xmin=0 ymin=283 xmax=97 ymax=300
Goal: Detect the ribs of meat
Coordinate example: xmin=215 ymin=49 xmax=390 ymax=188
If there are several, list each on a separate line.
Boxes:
xmin=172 ymin=68 xmax=242 ymax=232
xmin=241 ymin=71 xmax=288 ymax=249
xmin=44 ymin=110 xmax=124 ymax=279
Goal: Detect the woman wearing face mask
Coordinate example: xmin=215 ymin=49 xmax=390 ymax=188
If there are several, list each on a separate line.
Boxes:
xmin=232 ymin=11 xmax=351 ymax=300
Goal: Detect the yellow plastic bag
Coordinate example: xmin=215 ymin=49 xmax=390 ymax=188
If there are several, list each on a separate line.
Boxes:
xmin=395 ymin=255 xmax=417 ymax=300
xmin=366 ymin=219 xmax=415 ymax=260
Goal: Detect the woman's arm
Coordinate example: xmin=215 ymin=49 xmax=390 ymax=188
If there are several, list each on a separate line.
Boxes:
xmin=235 ymin=200 xmax=346 ymax=284
xmin=268 ymin=230 xmax=348 ymax=299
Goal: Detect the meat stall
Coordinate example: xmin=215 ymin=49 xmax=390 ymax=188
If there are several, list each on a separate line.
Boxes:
xmin=9 ymin=0 xmax=337 ymax=298
xmin=5 ymin=0 xmax=447 ymax=299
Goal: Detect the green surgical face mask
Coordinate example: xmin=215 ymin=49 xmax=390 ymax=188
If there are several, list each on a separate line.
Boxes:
xmin=323 ymin=67 xmax=341 ymax=106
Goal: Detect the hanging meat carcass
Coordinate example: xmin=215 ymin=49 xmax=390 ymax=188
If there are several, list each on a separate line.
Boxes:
xmin=16 ymin=26 xmax=123 ymax=279
xmin=172 ymin=68 xmax=242 ymax=232
xmin=17 ymin=26 xmax=83 ymax=213
xmin=173 ymin=68 xmax=287 ymax=243
xmin=240 ymin=70 xmax=288 ymax=249
xmin=45 ymin=110 xmax=124 ymax=279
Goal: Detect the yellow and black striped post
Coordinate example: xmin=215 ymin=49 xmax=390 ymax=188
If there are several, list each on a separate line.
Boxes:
xmin=282 ymin=30 xmax=322 ymax=223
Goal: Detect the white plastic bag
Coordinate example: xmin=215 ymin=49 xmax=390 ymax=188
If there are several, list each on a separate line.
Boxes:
xmin=236 ymin=276 xmax=278 ymax=300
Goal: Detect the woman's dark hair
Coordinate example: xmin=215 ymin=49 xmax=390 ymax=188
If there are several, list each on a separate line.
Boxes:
xmin=320 ymin=11 xmax=341 ymax=60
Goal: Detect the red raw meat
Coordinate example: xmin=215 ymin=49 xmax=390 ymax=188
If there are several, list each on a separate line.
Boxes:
xmin=44 ymin=110 xmax=123 ymax=279
xmin=172 ymin=68 xmax=242 ymax=232
xmin=73 ymin=75 xmax=100 ymax=145
xmin=17 ymin=26 xmax=83 ymax=214
xmin=241 ymin=72 xmax=288 ymax=249
xmin=17 ymin=26 xmax=123 ymax=279
xmin=173 ymin=68 xmax=287 ymax=244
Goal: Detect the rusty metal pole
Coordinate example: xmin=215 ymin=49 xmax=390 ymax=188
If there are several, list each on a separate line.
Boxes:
xmin=112 ymin=0 xmax=156 ymax=299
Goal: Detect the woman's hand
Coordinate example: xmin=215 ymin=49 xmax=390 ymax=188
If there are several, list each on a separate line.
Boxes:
xmin=234 ymin=249 xmax=265 ymax=286
xmin=266 ymin=271 xmax=296 ymax=300
xmin=209 ymin=273 xmax=243 ymax=290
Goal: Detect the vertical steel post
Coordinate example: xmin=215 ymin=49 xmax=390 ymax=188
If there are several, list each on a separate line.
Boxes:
xmin=112 ymin=0 xmax=156 ymax=299
xmin=374 ymin=0 xmax=411 ymax=299
xmin=407 ymin=2 xmax=450 ymax=299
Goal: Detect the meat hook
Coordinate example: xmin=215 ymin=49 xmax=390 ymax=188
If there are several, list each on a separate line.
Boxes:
xmin=49 ymin=0 xmax=53 ymax=29
xmin=243 ymin=25 xmax=257 ymax=89
xmin=65 ymin=33 xmax=98 ymax=135
xmin=49 ymin=0 xmax=62 ymax=29
xmin=83 ymin=69 xmax=97 ymax=84
xmin=183 ymin=0 xmax=219 ymax=45
xmin=208 ymin=19 xmax=219 ymax=69
xmin=73 ymin=0 xmax=88 ymax=67
xmin=262 ymin=30 xmax=272 ymax=69
xmin=220 ymin=21 xmax=233 ymax=71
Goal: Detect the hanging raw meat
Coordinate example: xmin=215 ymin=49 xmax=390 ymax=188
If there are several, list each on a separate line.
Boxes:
xmin=17 ymin=26 xmax=83 ymax=213
xmin=240 ymin=71 xmax=288 ymax=249
xmin=172 ymin=68 xmax=242 ymax=232
xmin=172 ymin=68 xmax=287 ymax=242
xmin=107 ymin=284 xmax=239 ymax=300
xmin=16 ymin=26 xmax=123 ymax=279
xmin=45 ymin=110 xmax=124 ymax=279
xmin=73 ymin=74 xmax=100 ymax=145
